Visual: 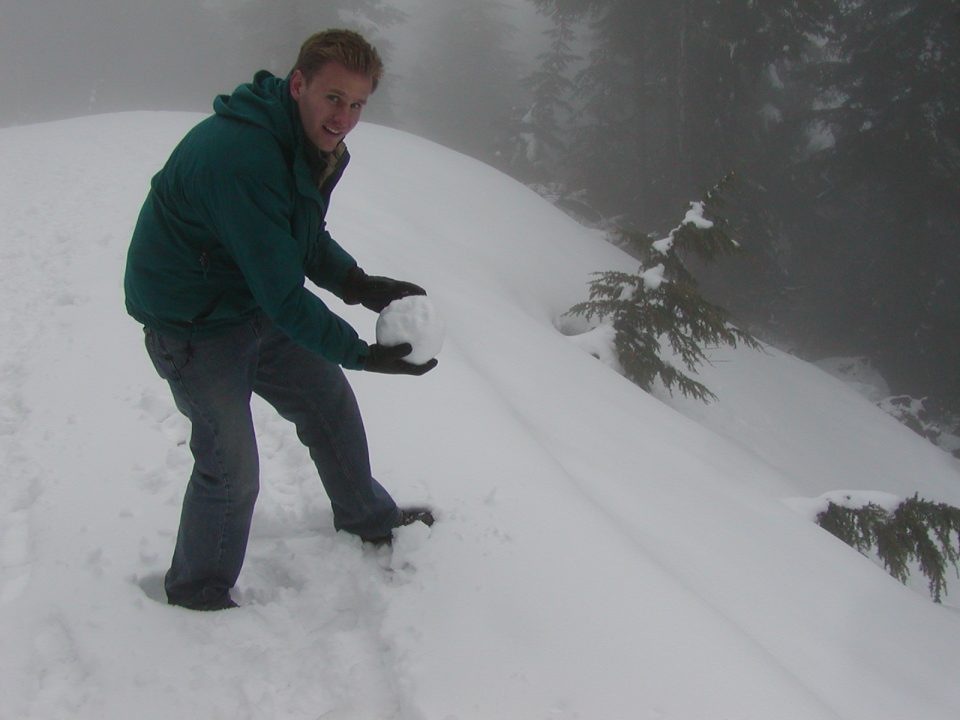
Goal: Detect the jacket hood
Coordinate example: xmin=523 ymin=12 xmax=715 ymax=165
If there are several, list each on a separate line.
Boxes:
xmin=213 ymin=70 xmax=300 ymax=151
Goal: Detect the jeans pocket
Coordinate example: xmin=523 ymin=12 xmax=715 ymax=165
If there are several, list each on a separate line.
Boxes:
xmin=144 ymin=328 xmax=193 ymax=382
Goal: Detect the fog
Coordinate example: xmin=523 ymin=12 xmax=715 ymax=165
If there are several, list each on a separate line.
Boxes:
xmin=3 ymin=1 xmax=958 ymax=429
xmin=0 ymin=0 xmax=549 ymax=150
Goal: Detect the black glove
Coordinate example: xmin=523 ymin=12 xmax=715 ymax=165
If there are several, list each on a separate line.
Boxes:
xmin=342 ymin=266 xmax=427 ymax=313
xmin=363 ymin=343 xmax=438 ymax=376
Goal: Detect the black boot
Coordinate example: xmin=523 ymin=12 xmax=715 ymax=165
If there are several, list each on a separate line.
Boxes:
xmin=361 ymin=507 xmax=435 ymax=547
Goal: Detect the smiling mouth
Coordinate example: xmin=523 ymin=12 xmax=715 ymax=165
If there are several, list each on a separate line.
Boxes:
xmin=322 ymin=125 xmax=343 ymax=138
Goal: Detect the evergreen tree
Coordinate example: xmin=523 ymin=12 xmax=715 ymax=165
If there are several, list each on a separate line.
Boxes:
xmin=573 ymin=0 xmax=681 ymax=227
xmin=508 ymin=4 xmax=581 ymax=183
xmin=526 ymin=1 xmax=839 ymax=367
xmin=527 ymin=0 xmax=834 ymax=230
xmin=817 ymin=494 xmax=960 ymax=603
xmin=530 ymin=0 xmax=960 ymax=422
xmin=568 ymin=175 xmax=759 ymax=401
xmin=803 ymin=0 xmax=960 ymax=415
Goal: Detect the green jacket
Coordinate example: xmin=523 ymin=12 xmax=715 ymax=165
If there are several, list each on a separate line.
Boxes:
xmin=124 ymin=70 xmax=368 ymax=369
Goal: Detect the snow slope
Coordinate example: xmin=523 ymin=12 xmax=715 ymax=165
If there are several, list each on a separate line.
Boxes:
xmin=1 ymin=111 xmax=959 ymax=720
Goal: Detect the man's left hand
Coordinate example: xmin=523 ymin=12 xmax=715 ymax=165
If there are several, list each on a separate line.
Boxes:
xmin=363 ymin=343 xmax=438 ymax=375
xmin=343 ymin=266 xmax=426 ymax=313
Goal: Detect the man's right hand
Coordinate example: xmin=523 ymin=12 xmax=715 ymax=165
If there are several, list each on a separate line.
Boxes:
xmin=362 ymin=343 xmax=438 ymax=376
xmin=342 ymin=267 xmax=427 ymax=313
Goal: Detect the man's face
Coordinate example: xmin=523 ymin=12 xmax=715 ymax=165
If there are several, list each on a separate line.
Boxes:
xmin=290 ymin=62 xmax=373 ymax=152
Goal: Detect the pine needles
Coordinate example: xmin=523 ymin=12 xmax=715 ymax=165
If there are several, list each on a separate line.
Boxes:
xmin=568 ymin=173 xmax=759 ymax=402
xmin=817 ymin=495 xmax=960 ymax=603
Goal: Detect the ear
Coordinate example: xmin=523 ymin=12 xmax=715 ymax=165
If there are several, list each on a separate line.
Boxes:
xmin=290 ymin=69 xmax=305 ymax=101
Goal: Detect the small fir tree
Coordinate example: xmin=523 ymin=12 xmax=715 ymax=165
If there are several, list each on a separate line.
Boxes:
xmin=568 ymin=174 xmax=759 ymax=402
xmin=511 ymin=4 xmax=580 ymax=182
xmin=817 ymin=494 xmax=960 ymax=603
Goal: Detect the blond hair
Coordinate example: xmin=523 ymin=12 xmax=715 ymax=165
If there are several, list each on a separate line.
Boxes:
xmin=294 ymin=29 xmax=384 ymax=91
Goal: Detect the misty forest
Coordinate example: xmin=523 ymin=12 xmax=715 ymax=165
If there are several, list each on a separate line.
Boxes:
xmin=3 ymin=0 xmax=958 ymax=438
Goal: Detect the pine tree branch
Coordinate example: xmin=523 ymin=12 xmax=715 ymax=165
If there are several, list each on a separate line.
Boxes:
xmin=566 ymin=174 xmax=757 ymax=402
xmin=817 ymin=495 xmax=960 ymax=603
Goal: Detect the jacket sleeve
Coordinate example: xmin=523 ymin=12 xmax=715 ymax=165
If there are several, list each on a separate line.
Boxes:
xmin=200 ymin=168 xmax=369 ymax=369
xmin=304 ymin=223 xmax=357 ymax=297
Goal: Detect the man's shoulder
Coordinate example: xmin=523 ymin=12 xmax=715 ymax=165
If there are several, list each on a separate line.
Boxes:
xmin=180 ymin=115 xmax=290 ymax=181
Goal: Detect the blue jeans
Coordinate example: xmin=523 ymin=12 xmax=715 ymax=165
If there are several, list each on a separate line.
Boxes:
xmin=144 ymin=314 xmax=398 ymax=608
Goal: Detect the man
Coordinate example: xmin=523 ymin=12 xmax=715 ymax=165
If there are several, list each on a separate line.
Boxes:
xmin=124 ymin=29 xmax=435 ymax=611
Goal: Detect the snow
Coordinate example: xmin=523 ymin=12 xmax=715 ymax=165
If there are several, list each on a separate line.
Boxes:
xmin=376 ymin=296 xmax=445 ymax=365
xmin=640 ymin=263 xmax=667 ymax=291
xmin=783 ymin=490 xmax=904 ymax=523
xmin=766 ymin=63 xmax=785 ymax=90
xmin=760 ymin=102 xmax=784 ymax=128
xmin=653 ymin=201 xmax=718 ymax=258
xmin=814 ymin=355 xmax=892 ymax=403
xmin=682 ymin=200 xmax=714 ymax=230
xmin=805 ymin=119 xmax=837 ymax=153
xmin=562 ymin=321 xmax=622 ymax=372
xmin=2 ymin=111 xmax=960 ymax=720
xmin=651 ymin=236 xmax=673 ymax=254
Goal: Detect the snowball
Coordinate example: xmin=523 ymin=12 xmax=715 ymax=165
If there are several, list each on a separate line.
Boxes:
xmin=375 ymin=295 xmax=445 ymax=365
